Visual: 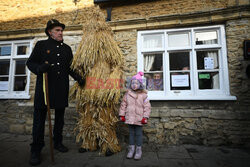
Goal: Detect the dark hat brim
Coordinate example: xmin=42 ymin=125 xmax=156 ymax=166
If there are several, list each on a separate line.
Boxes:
xmin=45 ymin=22 xmax=65 ymax=36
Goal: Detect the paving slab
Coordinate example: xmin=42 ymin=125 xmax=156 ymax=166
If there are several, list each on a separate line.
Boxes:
xmin=0 ymin=141 xmax=18 ymax=154
xmin=3 ymin=134 xmax=30 ymax=142
xmin=1 ymin=134 xmax=250 ymax=167
xmin=123 ymin=151 xmax=159 ymax=167
xmin=0 ymin=133 xmax=12 ymax=141
xmin=159 ymin=159 xmax=198 ymax=167
xmin=195 ymin=159 xmax=250 ymax=167
xmin=184 ymin=145 xmax=224 ymax=160
xmin=216 ymin=147 xmax=250 ymax=159
xmin=158 ymin=146 xmax=191 ymax=159
xmin=83 ymin=150 xmax=125 ymax=167
xmin=184 ymin=145 xmax=250 ymax=161
xmin=0 ymin=141 xmax=30 ymax=167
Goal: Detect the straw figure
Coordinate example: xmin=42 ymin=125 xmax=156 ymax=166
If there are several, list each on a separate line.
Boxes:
xmin=70 ymin=6 xmax=124 ymax=155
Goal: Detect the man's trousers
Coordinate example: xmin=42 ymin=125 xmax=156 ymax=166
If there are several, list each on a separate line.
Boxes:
xmin=30 ymin=108 xmax=65 ymax=153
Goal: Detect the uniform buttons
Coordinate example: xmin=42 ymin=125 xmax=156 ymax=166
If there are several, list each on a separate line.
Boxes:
xmin=57 ymin=45 xmax=59 ymax=48
xmin=58 ymin=72 xmax=60 ymax=74
xmin=57 ymin=63 xmax=60 ymax=65
xmin=57 ymin=54 xmax=60 ymax=56
xmin=61 ymin=43 xmax=63 ymax=45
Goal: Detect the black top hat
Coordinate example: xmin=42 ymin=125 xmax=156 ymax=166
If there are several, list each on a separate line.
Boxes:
xmin=45 ymin=19 xmax=65 ymax=36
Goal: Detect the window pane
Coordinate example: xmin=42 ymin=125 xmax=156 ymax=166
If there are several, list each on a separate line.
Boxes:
xmin=170 ymin=72 xmax=191 ymax=90
xmin=169 ymin=52 xmax=190 ymax=70
xmin=0 ymin=45 xmax=11 ymax=56
xmin=144 ymin=54 xmax=163 ymax=72
xmin=15 ymin=60 xmax=26 ymax=75
xmin=17 ymin=45 xmax=30 ymax=55
xmin=195 ymin=31 xmax=218 ymax=45
xmin=145 ymin=72 xmax=164 ymax=91
xmin=198 ymin=72 xmax=219 ymax=89
xmin=14 ymin=76 xmax=27 ymax=91
xmin=0 ymin=60 xmax=10 ymax=75
xmin=0 ymin=80 xmax=9 ymax=91
xmin=143 ymin=34 xmax=163 ymax=49
xmin=197 ymin=51 xmax=219 ymax=70
xmin=168 ymin=33 xmax=190 ymax=47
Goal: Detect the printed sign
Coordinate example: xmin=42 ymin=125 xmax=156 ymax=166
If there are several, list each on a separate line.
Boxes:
xmin=171 ymin=74 xmax=189 ymax=87
xmin=204 ymin=57 xmax=214 ymax=69
xmin=0 ymin=81 xmax=8 ymax=91
xmin=199 ymin=73 xmax=210 ymax=79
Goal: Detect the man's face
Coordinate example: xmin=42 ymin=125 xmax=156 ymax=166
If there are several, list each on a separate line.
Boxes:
xmin=48 ymin=26 xmax=63 ymax=41
xmin=154 ymin=74 xmax=161 ymax=80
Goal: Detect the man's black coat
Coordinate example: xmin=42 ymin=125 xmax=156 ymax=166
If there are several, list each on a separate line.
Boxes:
xmin=26 ymin=37 xmax=81 ymax=109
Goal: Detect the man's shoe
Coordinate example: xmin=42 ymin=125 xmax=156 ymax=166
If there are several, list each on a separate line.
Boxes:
xmin=29 ymin=152 xmax=41 ymax=166
xmin=54 ymin=143 xmax=68 ymax=153
xmin=78 ymin=147 xmax=89 ymax=153
xmin=105 ymin=149 xmax=114 ymax=156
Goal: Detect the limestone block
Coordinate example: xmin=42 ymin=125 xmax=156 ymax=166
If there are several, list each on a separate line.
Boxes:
xmin=238 ymin=0 xmax=250 ymax=5
xmin=208 ymin=110 xmax=238 ymax=120
xmin=160 ymin=117 xmax=170 ymax=123
xmin=227 ymin=0 xmax=237 ymax=6
xmin=164 ymin=123 xmax=176 ymax=129
xmin=9 ymin=124 xmax=25 ymax=134
xmin=144 ymin=128 xmax=157 ymax=133
xmin=25 ymin=125 xmax=32 ymax=134
xmin=211 ymin=12 xmax=240 ymax=22
xmin=150 ymin=109 xmax=159 ymax=118
xmin=159 ymin=110 xmax=170 ymax=117
xmin=26 ymin=118 xmax=33 ymax=125
xmin=184 ymin=123 xmax=197 ymax=130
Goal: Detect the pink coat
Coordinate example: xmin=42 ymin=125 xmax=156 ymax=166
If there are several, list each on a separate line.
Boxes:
xmin=119 ymin=90 xmax=151 ymax=126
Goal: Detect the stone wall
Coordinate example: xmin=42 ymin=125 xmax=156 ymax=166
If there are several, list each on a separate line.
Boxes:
xmin=112 ymin=17 xmax=250 ymax=146
xmin=0 ymin=0 xmax=92 ymax=22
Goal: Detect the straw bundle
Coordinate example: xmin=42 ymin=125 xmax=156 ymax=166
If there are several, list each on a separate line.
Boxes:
xmin=70 ymin=6 xmax=124 ymax=154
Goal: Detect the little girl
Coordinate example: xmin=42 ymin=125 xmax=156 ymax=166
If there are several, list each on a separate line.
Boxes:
xmin=119 ymin=71 xmax=151 ymax=160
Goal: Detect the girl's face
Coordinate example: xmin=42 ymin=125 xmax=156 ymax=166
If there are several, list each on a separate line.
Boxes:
xmin=131 ymin=79 xmax=140 ymax=91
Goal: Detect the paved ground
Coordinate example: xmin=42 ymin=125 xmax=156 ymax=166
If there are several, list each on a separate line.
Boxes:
xmin=0 ymin=133 xmax=250 ymax=167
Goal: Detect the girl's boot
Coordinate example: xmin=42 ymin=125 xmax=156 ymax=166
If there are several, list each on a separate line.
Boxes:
xmin=127 ymin=145 xmax=135 ymax=159
xmin=134 ymin=146 xmax=142 ymax=160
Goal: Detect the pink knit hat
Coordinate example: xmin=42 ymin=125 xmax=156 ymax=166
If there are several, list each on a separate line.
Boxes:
xmin=131 ymin=71 xmax=144 ymax=84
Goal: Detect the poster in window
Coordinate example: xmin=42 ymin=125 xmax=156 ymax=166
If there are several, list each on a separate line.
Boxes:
xmin=0 ymin=81 xmax=8 ymax=90
xmin=204 ymin=57 xmax=214 ymax=69
xmin=171 ymin=74 xmax=189 ymax=87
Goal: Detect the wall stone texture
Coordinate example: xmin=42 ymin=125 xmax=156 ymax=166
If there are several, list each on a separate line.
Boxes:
xmin=0 ymin=0 xmax=93 ymax=22
xmin=0 ymin=0 xmax=249 ymax=32
xmin=0 ymin=0 xmax=250 ymax=147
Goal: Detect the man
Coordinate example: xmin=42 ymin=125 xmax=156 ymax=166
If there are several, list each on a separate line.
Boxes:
xmin=26 ymin=19 xmax=84 ymax=166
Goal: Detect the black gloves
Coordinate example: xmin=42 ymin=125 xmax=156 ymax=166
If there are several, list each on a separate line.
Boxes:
xmin=37 ymin=63 xmax=50 ymax=74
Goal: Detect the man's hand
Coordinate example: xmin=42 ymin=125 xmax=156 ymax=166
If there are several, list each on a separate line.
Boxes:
xmin=37 ymin=62 xmax=50 ymax=73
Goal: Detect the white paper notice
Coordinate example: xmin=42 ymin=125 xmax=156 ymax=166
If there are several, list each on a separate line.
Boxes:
xmin=204 ymin=57 xmax=214 ymax=69
xmin=0 ymin=81 xmax=8 ymax=91
xmin=171 ymin=75 xmax=189 ymax=87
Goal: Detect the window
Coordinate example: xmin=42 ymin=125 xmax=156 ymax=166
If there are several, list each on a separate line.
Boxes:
xmin=0 ymin=40 xmax=32 ymax=99
xmin=137 ymin=25 xmax=236 ymax=100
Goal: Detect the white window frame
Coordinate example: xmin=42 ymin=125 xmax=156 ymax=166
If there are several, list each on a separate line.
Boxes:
xmin=0 ymin=39 xmax=33 ymax=99
xmin=137 ymin=25 xmax=236 ymax=100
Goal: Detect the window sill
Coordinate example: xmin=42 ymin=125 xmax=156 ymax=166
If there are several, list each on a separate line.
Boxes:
xmin=0 ymin=94 xmax=31 ymax=99
xmin=148 ymin=95 xmax=237 ymax=101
